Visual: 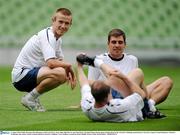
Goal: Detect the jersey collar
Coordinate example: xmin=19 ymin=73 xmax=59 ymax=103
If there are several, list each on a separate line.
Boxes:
xmin=108 ymin=54 xmax=124 ymax=61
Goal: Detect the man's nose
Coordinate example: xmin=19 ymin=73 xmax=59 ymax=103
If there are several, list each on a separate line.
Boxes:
xmin=115 ymin=43 xmax=120 ymax=46
xmin=61 ymin=23 xmax=66 ymax=28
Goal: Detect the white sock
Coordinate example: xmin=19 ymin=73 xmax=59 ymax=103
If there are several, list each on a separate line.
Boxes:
xmin=26 ymin=88 xmax=40 ymax=100
xmin=94 ymin=58 xmax=104 ymax=68
xmin=148 ymin=99 xmax=156 ymax=112
xmin=148 ymin=99 xmax=155 ymax=105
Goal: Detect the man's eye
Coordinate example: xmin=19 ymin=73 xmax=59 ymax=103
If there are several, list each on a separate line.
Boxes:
xmin=59 ymin=21 xmax=63 ymax=24
xmin=65 ymin=22 xmax=70 ymax=25
xmin=111 ymin=40 xmax=124 ymax=44
xmin=118 ymin=41 xmax=123 ymax=44
xmin=111 ymin=41 xmax=116 ymax=44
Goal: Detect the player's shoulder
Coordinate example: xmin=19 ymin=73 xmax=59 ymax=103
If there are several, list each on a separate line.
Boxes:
xmin=37 ymin=27 xmax=51 ymax=36
xmin=97 ymin=52 xmax=108 ymax=56
xmin=96 ymin=52 xmax=108 ymax=59
xmin=124 ymin=53 xmax=138 ymax=61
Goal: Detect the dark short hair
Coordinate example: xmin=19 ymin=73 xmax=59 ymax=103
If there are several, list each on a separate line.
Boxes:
xmin=56 ymin=8 xmax=72 ymax=16
xmin=108 ymin=28 xmax=126 ymax=44
xmin=91 ymin=81 xmax=110 ymax=102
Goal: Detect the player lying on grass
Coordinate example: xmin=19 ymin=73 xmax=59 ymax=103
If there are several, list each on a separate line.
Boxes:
xmin=76 ymin=54 xmax=165 ymax=122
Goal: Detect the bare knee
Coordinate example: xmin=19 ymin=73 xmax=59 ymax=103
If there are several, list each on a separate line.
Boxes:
xmin=161 ymin=76 xmax=173 ymax=91
xmin=41 ymin=67 xmax=67 ymax=85
xmin=135 ymin=68 xmax=144 ymax=76
xmin=132 ymin=68 xmax=144 ymax=80
xmin=52 ymin=67 xmax=67 ymax=84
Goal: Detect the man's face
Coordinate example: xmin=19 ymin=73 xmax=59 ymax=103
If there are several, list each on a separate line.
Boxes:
xmin=52 ymin=12 xmax=72 ymax=38
xmin=108 ymin=36 xmax=126 ymax=59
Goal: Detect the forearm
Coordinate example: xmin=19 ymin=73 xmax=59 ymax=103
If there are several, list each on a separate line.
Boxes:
xmin=47 ymin=58 xmax=71 ymax=69
xmin=77 ymin=66 xmax=89 ymax=87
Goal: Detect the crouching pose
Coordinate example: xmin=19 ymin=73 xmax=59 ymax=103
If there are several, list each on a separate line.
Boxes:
xmin=76 ymin=54 xmax=152 ymax=122
xmin=11 ymin=8 xmax=76 ymax=112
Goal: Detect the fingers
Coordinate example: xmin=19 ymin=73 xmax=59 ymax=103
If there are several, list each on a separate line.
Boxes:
xmin=67 ymin=67 xmax=75 ymax=79
xmin=108 ymin=70 xmax=120 ymax=78
xmin=68 ymin=72 xmax=76 ymax=90
xmin=71 ymin=79 xmax=76 ymax=89
xmin=63 ymin=65 xmax=77 ymax=90
xmin=72 ymin=75 xmax=77 ymax=89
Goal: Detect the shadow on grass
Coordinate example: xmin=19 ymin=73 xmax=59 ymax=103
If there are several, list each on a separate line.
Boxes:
xmin=47 ymin=108 xmax=81 ymax=112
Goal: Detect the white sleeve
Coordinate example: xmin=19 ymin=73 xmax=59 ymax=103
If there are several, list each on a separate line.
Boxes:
xmin=88 ymin=66 xmax=100 ymax=80
xmin=38 ymin=30 xmax=56 ymax=61
xmin=131 ymin=55 xmax=139 ymax=68
xmin=80 ymin=84 xmax=94 ymax=112
xmin=134 ymin=57 xmax=139 ymax=68
xmin=81 ymin=84 xmax=93 ymax=99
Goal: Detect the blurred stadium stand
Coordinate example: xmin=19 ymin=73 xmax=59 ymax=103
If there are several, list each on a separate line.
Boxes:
xmin=0 ymin=0 xmax=180 ymax=65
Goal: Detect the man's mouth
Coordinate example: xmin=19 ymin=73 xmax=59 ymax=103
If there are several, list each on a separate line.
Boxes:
xmin=113 ymin=49 xmax=120 ymax=51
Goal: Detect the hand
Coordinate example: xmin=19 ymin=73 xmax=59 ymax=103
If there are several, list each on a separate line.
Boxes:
xmin=103 ymin=65 xmax=119 ymax=78
xmin=109 ymin=69 xmax=126 ymax=80
xmin=68 ymin=72 xmax=76 ymax=90
xmin=108 ymin=69 xmax=120 ymax=76
xmin=66 ymin=67 xmax=76 ymax=90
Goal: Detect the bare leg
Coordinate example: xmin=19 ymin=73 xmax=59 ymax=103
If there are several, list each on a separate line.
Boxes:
xmin=36 ymin=66 xmax=67 ymax=94
xmin=147 ymin=76 xmax=173 ymax=104
xmin=127 ymin=68 xmax=148 ymax=97
xmin=21 ymin=66 xmax=67 ymax=111
xmin=100 ymin=63 xmax=146 ymax=98
xmin=106 ymin=75 xmax=132 ymax=97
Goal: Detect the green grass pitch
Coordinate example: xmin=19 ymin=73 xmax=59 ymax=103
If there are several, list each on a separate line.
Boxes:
xmin=0 ymin=65 xmax=180 ymax=131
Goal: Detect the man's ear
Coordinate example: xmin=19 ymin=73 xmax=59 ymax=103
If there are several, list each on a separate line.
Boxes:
xmin=52 ymin=15 xmax=56 ymax=22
